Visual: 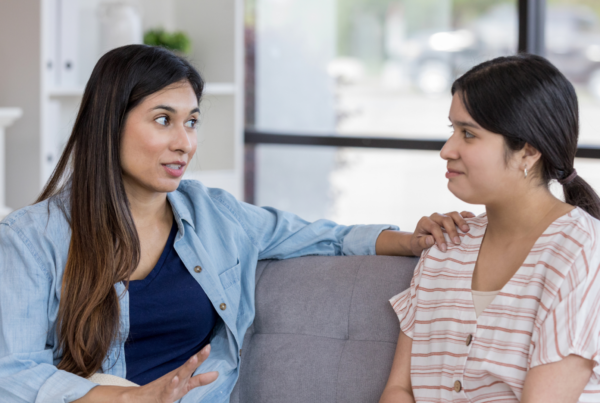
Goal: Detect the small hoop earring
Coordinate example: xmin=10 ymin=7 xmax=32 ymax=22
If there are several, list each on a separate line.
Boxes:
xmin=524 ymin=168 xmax=528 ymax=179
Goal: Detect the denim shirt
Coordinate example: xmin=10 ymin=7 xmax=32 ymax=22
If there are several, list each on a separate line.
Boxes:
xmin=0 ymin=180 xmax=397 ymax=403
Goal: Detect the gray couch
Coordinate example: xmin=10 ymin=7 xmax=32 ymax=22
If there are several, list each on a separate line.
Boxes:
xmin=231 ymin=255 xmax=418 ymax=403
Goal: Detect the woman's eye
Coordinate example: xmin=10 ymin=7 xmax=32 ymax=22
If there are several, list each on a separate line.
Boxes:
xmin=464 ymin=130 xmax=475 ymax=139
xmin=155 ymin=116 xmax=168 ymax=126
xmin=185 ymin=118 xmax=197 ymax=129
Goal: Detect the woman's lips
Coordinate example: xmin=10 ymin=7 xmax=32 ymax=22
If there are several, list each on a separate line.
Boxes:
xmin=162 ymin=163 xmax=186 ymax=177
xmin=445 ymin=169 xmax=463 ymax=179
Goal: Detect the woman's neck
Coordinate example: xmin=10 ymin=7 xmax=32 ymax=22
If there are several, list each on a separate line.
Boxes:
xmin=123 ymin=181 xmax=173 ymax=230
xmin=484 ymin=186 xmax=571 ymax=242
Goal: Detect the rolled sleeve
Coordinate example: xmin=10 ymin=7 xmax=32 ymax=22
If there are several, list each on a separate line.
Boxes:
xmin=36 ymin=370 xmax=97 ymax=403
xmin=341 ymin=224 xmax=399 ymax=256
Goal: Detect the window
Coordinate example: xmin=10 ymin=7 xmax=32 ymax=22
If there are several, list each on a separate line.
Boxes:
xmin=245 ymin=0 xmax=600 ymax=229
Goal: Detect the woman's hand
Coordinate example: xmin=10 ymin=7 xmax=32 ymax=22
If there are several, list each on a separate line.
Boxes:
xmin=410 ymin=211 xmax=474 ymax=255
xmin=123 ymin=344 xmax=218 ymax=403
xmin=75 ymin=344 xmax=218 ymax=403
xmin=375 ymin=211 xmax=475 ymax=257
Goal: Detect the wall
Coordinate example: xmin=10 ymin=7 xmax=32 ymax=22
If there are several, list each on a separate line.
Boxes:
xmin=0 ymin=1 xmax=42 ymax=209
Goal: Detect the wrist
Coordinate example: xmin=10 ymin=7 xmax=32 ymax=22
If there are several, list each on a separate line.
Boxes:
xmin=396 ymin=231 xmax=415 ymax=256
xmin=375 ymin=230 xmax=414 ymax=256
xmin=119 ymin=387 xmax=136 ymax=403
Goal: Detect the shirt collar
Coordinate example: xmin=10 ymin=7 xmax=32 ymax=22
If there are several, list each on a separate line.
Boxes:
xmin=167 ymin=190 xmax=196 ymax=232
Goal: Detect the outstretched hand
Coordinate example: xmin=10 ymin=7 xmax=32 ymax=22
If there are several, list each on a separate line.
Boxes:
xmin=410 ymin=211 xmax=475 ymax=256
xmin=123 ymin=344 xmax=218 ymax=403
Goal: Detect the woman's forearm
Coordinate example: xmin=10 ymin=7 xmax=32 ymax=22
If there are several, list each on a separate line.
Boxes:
xmin=73 ymin=385 xmax=132 ymax=403
xmin=375 ymin=230 xmax=414 ymax=256
xmin=379 ymin=385 xmax=415 ymax=403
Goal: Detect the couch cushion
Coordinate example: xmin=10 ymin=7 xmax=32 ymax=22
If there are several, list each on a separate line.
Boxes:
xmin=231 ymin=255 xmax=417 ymax=403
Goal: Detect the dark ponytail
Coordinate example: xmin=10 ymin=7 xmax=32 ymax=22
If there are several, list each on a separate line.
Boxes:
xmin=452 ymin=54 xmax=600 ymax=219
xmin=563 ymin=176 xmax=600 ymax=219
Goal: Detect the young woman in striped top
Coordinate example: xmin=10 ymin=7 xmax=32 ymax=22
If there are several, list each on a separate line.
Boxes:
xmin=381 ymin=54 xmax=600 ymax=403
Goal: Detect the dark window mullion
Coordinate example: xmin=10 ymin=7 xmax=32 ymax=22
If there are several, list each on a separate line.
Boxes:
xmin=518 ymin=0 xmax=546 ymax=55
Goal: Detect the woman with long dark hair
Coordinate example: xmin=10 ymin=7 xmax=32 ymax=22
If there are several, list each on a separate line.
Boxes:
xmin=381 ymin=54 xmax=600 ymax=403
xmin=0 ymin=44 xmax=470 ymax=403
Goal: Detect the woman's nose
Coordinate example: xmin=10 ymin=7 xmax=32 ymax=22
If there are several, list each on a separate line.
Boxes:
xmin=172 ymin=125 xmax=193 ymax=153
xmin=440 ymin=133 xmax=459 ymax=161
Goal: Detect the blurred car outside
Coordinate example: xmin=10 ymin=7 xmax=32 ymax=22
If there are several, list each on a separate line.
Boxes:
xmin=385 ymin=4 xmax=600 ymax=98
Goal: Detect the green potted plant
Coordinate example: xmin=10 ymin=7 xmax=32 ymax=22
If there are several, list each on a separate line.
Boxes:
xmin=143 ymin=28 xmax=191 ymax=55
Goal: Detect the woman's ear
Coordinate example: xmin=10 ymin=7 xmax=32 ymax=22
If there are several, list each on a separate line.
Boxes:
xmin=521 ymin=143 xmax=542 ymax=171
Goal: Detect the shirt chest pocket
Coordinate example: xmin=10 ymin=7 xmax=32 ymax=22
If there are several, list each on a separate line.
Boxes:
xmin=219 ymin=259 xmax=241 ymax=289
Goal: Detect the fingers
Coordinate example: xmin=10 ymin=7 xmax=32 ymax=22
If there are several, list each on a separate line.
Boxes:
xmin=175 ymin=344 xmax=212 ymax=384
xmin=188 ymin=371 xmax=219 ymax=389
xmin=440 ymin=212 xmax=469 ymax=244
xmin=419 ymin=216 xmax=447 ymax=252
xmin=460 ymin=211 xmax=476 ymax=219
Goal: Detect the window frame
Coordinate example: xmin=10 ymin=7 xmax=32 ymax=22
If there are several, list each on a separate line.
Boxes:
xmin=243 ymin=0 xmax=600 ymax=203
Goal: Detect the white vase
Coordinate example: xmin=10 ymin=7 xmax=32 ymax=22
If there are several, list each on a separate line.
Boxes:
xmin=98 ymin=1 xmax=143 ymax=55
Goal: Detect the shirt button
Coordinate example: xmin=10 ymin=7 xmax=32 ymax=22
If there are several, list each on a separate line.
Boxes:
xmin=220 ymin=303 xmax=227 ymax=311
xmin=194 ymin=266 xmax=202 ymax=273
xmin=454 ymin=380 xmax=462 ymax=392
xmin=466 ymin=334 xmax=473 ymax=346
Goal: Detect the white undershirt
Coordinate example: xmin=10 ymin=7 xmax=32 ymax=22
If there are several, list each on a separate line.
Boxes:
xmin=472 ymin=289 xmax=500 ymax=317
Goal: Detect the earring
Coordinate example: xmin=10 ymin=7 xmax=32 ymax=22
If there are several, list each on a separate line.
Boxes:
xmin=524 ymin=168 xmax=528 ymax=179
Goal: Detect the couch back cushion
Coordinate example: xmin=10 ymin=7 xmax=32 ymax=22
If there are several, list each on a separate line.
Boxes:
xmin=231 ymin=255 xmax=417 ymax=403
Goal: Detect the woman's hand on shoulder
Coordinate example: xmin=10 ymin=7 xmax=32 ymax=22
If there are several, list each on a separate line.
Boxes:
xmin=410 ymin=211 xmax=474 ymax=255
xmin=76 ymin=345 xmax=218 ymax=403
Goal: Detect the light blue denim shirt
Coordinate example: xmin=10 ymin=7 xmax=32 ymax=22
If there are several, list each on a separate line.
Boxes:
xmin=0 ymin=180 xmax=397 ymax=403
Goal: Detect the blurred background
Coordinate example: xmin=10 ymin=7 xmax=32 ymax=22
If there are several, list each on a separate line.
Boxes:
xmin=1 ymin=0 xmax=600 ymax=230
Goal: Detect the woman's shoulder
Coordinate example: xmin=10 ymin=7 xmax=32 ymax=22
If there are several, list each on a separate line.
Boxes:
xmin=465 ymin=212 xmax=489 ymax=230
xmin=548 ymin=207 xmax=599 ymax=252
xmin=0 ymin=197 xmax=71 ymax=279
xmin=1 ymin=196 xmax=69 ymax=234
xmin=539 ymin=207 xmax=600 ymax=285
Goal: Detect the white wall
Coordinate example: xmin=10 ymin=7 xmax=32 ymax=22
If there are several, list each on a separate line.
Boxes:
xmin=0 ymin=1 xmax=43 ymax=209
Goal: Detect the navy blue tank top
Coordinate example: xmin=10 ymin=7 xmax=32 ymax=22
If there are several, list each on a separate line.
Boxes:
xmin=125 ymin=220 xmax=218 ymax=385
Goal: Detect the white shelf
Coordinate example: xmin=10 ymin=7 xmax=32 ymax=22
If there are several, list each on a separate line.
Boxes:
xmin=0 ymin=108 xmax=23 ymax=126
xmin=203 ymin=82 xmax=237 ymax=95
xmin=48 ymin=87 xmax=85 ymax=98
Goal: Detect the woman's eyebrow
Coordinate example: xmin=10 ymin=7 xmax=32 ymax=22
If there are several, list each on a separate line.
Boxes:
xmin=151 ymin=105 xmax=176 ymax=113
xmin=151 ymin=105 xmax=200 ymax=115
xmin=448 ymin=118 xmax=481 ymax=129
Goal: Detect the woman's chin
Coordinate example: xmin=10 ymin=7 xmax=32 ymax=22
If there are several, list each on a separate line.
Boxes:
xmin=447 ymin=183 xmax=478 ymax=205
xmin=146 ymin=177 xmax=183 ymax=194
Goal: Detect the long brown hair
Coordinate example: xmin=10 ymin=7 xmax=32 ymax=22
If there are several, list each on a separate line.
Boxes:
xmin=37 ymin=45 xmax=204 ymax=377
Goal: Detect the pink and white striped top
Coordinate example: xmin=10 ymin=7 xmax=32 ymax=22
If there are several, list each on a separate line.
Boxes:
xmin=390 ymin=208 xmax=600 ymax=402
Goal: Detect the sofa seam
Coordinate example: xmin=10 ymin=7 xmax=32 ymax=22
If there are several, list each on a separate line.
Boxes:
xmin=251 ymin=259 xmax=276 ymax=335
xmin=249 ymin=331 xmax=398 ymax=344
xmin=255 ymin=259 xmax=275 ymax=290
xmin=335 ymin=255 xmax=365 ymax=403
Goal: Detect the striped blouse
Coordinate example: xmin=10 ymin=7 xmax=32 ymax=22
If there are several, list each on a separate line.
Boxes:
xmin=390 ymin=207 xmax=600 ymax=402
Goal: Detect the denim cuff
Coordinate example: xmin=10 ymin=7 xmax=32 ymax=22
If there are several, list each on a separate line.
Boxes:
xmin=342 ymin=224 xmax=400 ymax=256
xmin=37 ymin=369 xmax=98 ymax=403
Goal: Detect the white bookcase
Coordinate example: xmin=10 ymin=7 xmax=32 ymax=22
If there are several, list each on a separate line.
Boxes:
xmin=0 ymin=0 xmax=244 ymax=210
